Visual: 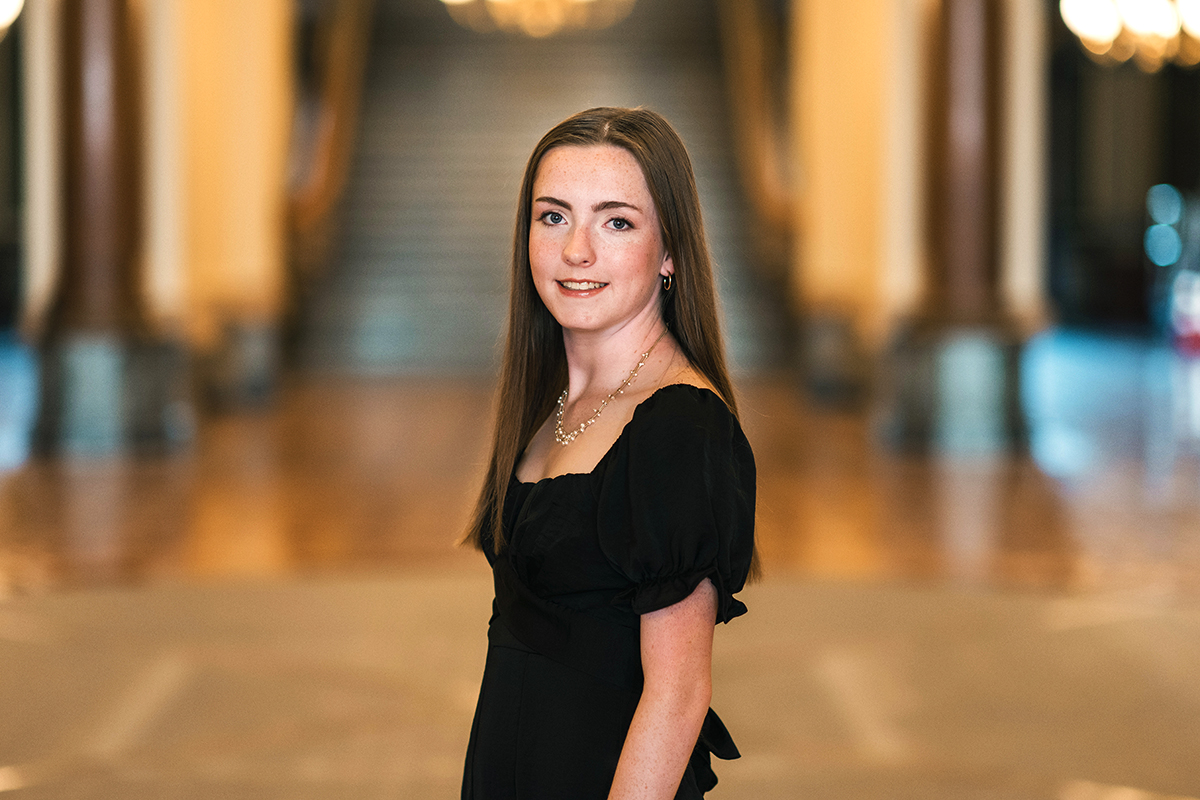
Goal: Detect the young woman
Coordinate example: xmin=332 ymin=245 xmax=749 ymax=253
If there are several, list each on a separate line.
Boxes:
xmin=462 ymin=107 xmax=756 ymax=800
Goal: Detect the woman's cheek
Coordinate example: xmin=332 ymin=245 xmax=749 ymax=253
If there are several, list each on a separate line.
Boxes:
xmin=528 ymin=239 xmax=552 ymax=278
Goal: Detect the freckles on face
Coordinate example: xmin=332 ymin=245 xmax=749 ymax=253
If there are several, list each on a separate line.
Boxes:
xmin=528 ymin=144 xmax=673 ymax=333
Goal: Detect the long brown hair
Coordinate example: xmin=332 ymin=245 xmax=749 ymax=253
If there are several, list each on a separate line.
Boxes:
xmin=467 ymin=107 xmax=741 ymax=553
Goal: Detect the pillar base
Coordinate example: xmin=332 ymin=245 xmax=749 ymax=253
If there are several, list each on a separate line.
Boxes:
xmin=874 ymin=319 xmax=1025 ymax=454
xmin=800 ymin=312 xmax=870 ymax=407
xmin=36 ymin=333 xmax=194 ymax=456
xmin=0 ymin=332 xmax=38 ymax=469
xmin=201 ymin=320 xmax=280 ymax=409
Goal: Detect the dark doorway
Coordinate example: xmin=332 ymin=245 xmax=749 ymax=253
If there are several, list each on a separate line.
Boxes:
xmin=1047 ymin=3 xmax=1200 ymax=331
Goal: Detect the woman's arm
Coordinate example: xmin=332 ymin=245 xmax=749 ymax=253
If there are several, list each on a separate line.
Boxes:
xmin=608 ymin=578 xmax=717 ymax=800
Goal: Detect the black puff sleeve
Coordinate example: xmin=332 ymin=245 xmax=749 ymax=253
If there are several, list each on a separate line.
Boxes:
xmin=596 ymin=385 xmax=755 ymax=623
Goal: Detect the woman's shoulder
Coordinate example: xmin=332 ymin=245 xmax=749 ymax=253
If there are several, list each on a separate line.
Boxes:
xmin=625 ymin=380 xmax=740 ymax=439
xmin=612 ymin=379 xmax=753 ymax=480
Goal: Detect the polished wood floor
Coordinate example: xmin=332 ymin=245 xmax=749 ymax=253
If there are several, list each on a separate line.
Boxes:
xmin=3 ymin=376 xmax=1200 ymax=799
xmin=3 ymin=375 xmax=1199 ymax=597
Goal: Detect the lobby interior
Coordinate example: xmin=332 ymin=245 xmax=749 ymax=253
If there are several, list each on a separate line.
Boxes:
xmin=1 ymin=0 xmax=1200 ymax=797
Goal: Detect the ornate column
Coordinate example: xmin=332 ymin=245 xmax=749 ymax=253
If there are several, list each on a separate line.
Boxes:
xmin=929 ymin=0 xmax=1000 ymax=323
xmin=876 ymin=0 xmax=1024 ymax=453
xmin=37 ymin=0 xmax=190 ymax=454
xmin=56 ymin=0 xmax=141 ymax=334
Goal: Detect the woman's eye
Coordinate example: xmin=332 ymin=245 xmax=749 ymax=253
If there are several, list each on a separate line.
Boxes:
xmin=609 ymin=217 xmax=631 ymax=230
xmin=540 ymin=211 xmax=565 ymax=225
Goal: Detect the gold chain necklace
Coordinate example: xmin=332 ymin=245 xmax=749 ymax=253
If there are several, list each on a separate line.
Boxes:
xmin=554 ymin=330 xmax=668 ymax=446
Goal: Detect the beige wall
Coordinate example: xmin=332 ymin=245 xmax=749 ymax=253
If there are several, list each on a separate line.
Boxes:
xmin=140 ymin=0 xmax=183 ymax=333
xmin=20 ymin=0 xmax=62 ymax=335
xmin=178 ymin=0 xmax=293 ymax=348
xmin=1001 ymin=0 xmax=1049 ymax=330
xmin=792 ymin=0 xmax=927 ymax=349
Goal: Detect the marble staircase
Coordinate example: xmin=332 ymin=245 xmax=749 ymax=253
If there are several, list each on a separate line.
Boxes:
xmin=296 ymin=0 xmax=792 ymax=376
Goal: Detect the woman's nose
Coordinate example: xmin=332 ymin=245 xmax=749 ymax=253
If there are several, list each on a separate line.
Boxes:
xmin=563 ymin=225 xmax=594 ymax=266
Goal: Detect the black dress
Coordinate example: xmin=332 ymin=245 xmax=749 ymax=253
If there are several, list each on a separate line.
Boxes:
xmin=462 ymin=384 xmax=756 ymax=800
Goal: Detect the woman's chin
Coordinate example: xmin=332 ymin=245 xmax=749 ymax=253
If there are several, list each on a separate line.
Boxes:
xmin=554 ymin=317 xmax=603 ymax=335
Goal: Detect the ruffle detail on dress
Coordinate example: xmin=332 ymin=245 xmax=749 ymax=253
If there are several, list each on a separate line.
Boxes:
xmin=622 ymin=568 xmax=749 ymax=624
xmin=688 ymin=708 xmax=741 ymax=793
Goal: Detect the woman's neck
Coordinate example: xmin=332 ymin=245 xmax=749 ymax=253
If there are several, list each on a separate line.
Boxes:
xmin=560 ymin=315 xmax=670 ymax=402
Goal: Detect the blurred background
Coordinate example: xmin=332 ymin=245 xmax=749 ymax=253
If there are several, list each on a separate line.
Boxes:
xmin=0 ymin=0 xmax=1199 ymax=797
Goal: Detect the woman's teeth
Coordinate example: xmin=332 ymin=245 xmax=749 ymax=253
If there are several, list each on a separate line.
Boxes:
xmin=560 ymin=281 xmax=607 ymax=290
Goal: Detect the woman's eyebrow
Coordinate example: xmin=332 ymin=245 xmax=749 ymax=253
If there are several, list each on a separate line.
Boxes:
xmin=593 ymin=200 xmax=641 ymax=213
xmin=533 ymin=197 xmax=643 ymax=214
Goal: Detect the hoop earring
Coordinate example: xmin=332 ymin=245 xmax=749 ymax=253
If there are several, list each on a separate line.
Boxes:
xmin=662 ymin=274 xmax=673 ymax=292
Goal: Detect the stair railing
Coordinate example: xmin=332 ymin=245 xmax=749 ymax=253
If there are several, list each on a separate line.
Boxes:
xmin=715 ymin=0 xmax=794 ymax=281
xmin=288 ymin=0 xmax=376 ymax=280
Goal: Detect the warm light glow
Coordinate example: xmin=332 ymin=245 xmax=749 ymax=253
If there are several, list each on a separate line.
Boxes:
xmin=1179 ymin=0 xmax=1200 ymax=36
xmin=0 ymin=0 xmax=23 ymax=30
xmin=1061 ymin=0 xmax=1200 ymax=68
xmin=1116 ymin=0 xmax=1181 ymax=37
xmin=441 ymin=0 xmax=634 ymax=38
xmin=1060 ymin=0 xmax=1123 ymax=44
xmin=1080 ymin=36 xmax=1117 ymax=55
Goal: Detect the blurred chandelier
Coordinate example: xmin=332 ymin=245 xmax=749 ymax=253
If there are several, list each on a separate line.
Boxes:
xmin=0 ymin=0 xmax=23 ymax=41
xmin=439 ymin=0 xmax=636 ymax=38
xmin=1060 ymin=0 xmax=1200 ymax=70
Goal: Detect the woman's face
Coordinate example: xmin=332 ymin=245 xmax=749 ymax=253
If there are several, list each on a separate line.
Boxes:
xmin=529 ymin=144 xmax=673 ymax=337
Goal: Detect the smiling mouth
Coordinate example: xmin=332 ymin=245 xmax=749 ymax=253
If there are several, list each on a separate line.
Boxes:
xmin=558 ymin=280 xmax=609 ymax=291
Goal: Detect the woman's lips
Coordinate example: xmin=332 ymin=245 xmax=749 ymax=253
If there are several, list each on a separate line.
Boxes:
xmin=556 ymin=280 xmax=609 ymax=294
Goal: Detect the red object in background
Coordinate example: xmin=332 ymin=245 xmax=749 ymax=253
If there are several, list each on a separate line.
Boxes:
xmin=1175 ymin=330 xmax=1200 ymax=357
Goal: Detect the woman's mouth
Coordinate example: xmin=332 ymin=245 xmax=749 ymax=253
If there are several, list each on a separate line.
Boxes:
xmin=557 ymin=280 xmax=609 ymax=292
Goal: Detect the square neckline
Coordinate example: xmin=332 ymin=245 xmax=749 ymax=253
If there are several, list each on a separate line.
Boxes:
xmin=512 ymin=383 xmax=721 ymax=487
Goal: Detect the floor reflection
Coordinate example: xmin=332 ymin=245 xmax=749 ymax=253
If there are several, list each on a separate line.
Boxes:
xmin=3 ymin=376 xmax=1200 ymax=799
xmin=743 ymin=383 xmax=1083 ymax=591
xmin=1 ymin=376 xmax=1199 ymax=596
